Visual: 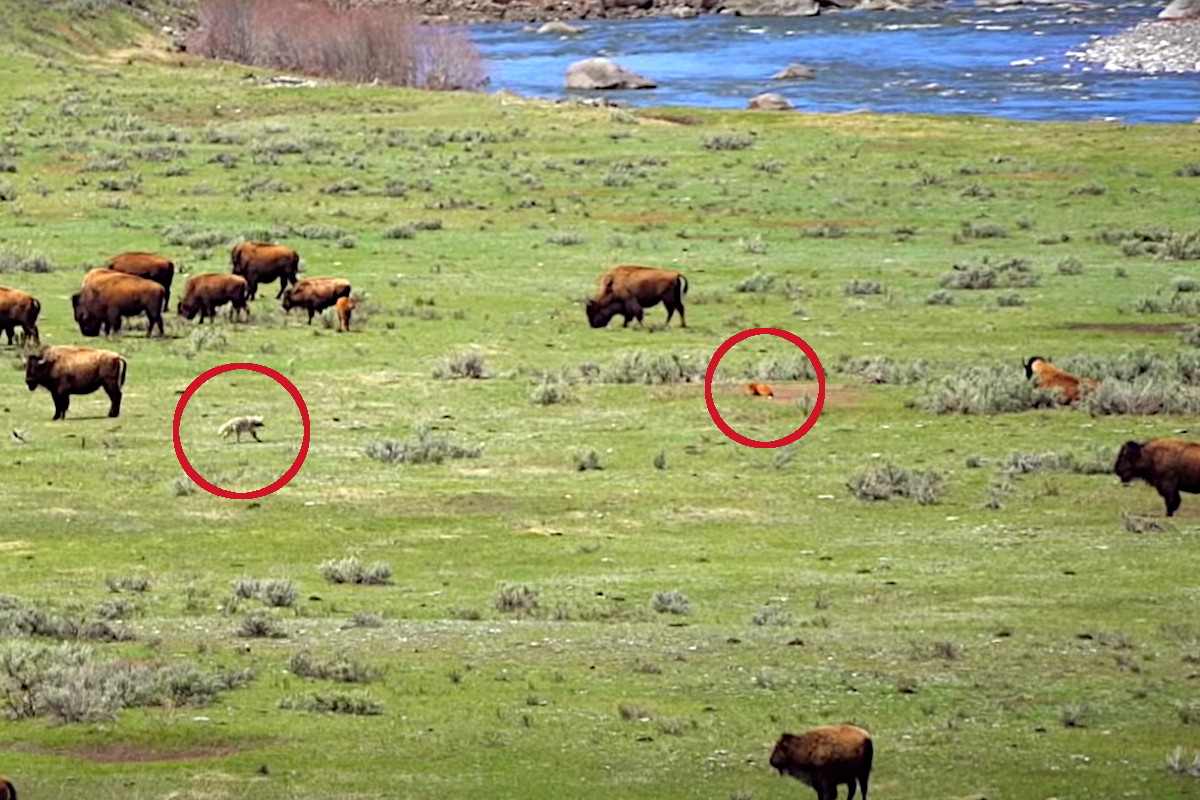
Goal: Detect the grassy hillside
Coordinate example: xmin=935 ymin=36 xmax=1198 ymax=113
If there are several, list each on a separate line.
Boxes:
xmin=3 ymin=5 xmax=1200 ymax=799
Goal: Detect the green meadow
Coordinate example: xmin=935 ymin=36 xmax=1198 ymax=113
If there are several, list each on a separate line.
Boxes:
xmin=3 ymin=4 xmax=1200 ymax=798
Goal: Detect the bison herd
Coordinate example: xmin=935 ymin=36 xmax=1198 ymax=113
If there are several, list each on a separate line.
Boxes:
xmin=4 ymin=241 xmax=354 ymax=420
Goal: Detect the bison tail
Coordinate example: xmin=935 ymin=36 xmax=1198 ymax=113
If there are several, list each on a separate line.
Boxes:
xmin=31 ymin=297 xmax=41 ymax=317
xmin=862 ymin=735 xmax=874 ymax=778
xmin=679 ymin=275 xmax=689 ymax=295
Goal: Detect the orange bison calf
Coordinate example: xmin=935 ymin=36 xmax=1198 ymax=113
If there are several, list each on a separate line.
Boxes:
xmin=585 ymin=265 xmax=688 ymax=329
xmin=747 ymin=382 xmax=774 ymax=398
xmin=179 ymin=273 xmax=250 ymax=323
xmin=26 ymin=346 xmax=127 ymax=421
xmin=1024 ymin=356 xmax=1097 ymax=404
xmin=231 ymin=241 xmax=300 ymax=300
xmin=0 ymin=774 xmax=15 ymax=800
xmin=770 ymin=725 xmax=873 ymax=800
xmin=105 ymin=251 xmax=175 ymax=308
xmin=74 ymin=270 xmax=166 ymax=337
xmin=0 ymin=286 xmax=40 ymax=345
xmin=336 ymin=296 xmax=357 ymax=332
xmin=282 ymin=277 xmax=352 ymax=324
xmin=1114 ymin=437 xmax=1200 ymax=517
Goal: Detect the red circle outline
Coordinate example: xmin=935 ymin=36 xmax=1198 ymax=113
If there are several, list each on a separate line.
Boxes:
xmin=704 ymin=328 xmax=826 ymax=449
xmin=172 ymin=363 xmax=311 ymax=499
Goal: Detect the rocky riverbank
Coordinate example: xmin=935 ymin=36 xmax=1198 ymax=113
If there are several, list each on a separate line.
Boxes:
xmin=412 ymin=0 xmax=940 ymax=25
xmin=1076 ymin=18 xmax=1200 ymax=73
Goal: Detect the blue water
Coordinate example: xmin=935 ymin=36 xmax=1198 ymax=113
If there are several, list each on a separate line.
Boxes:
xmin=469 ymin=1 xmax=1200 ymax=122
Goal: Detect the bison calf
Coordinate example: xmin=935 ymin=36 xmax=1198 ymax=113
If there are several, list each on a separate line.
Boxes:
xmin=585 ymin=265 xmax=688 ymax=329
xmin=747 ymin=382 xmax=774 ymax=398
xmin=770 ymin=725 xmax=873 ymax=800
xmin=336 ymin=296 xmax=357 ymax=332
xmin=281 ymin=277 xmax=352 ymax=324
xmin=1024 ymin=356 xmax=1097 ymax=404
xmin=0 ymin=286 xmax=40 ymax=345
xmin=178 ymin=273 xmax=250 ymax=323
xmin=26 ymin=346 xmax=127 ymax=421
xmin=1114 ymin=437 xmax=1200 ymax=517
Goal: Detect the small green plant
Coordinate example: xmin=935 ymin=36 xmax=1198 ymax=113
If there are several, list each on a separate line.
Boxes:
xmin=650 ymin=590 xmax=691 ymax=616
xmin=846 ymin=461 xmax=945 ymax=505
xmin=703 ymin=132 xmax=754 ymax=151
xmin=319 ymin=557 xmax=393 ymax=585
xmin=653 ymin=449 xmax=668 ymax=470
xmin=494 ymin=584 xmax=540 ymax=615
xmin=844 ymin=280 xmax=883 ymax=296
xmin=278 ymin=690 xmax=383 ymax=715
xmin=573 ymin=448 xmax=604 ymax=471
xmin=926 ymin=289 xmax=955 ymax=305
xmin=364 ymin=423 xmax=483 ymax=465
xmin=1056 ymin=257 xmax=1084 ymax=275
xmin=237 ymin=611 xmax=286 ymax=639
xmin=288 ymin=650 xmax=382 ymax=683
xmin=433 ymin=349 xmax=488 ymax=379
xmin=734 ymin=271 xmax=775 ymax=293
xmin=751 ymin=605 xmax=791 ymax=626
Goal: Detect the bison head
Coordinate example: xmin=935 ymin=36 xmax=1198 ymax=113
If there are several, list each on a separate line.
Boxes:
xmin=25 ymin=354 xmax=47 ymax=391
xmin=585 ymin=299 xmax=617 ymax=329
xmin=1023 ymin=356 xmax=1047 ymax=380
xmin=177 ymin=299 xmax=198 ymax=320
xmin=1114 ymin=441 xmax=1144 ymax=483
xmin=280 ymin=291 xmax=297 ymax=312
xmin=71 ymin=293 xmax=103 ymax=337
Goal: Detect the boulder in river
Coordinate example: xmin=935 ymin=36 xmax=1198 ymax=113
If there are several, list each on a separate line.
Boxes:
xmin=536 ymin=20 xmax=586 ymax=33
xmin=748 ymin=92 xmax=794 ymax=110
xmin=566 ymin=58 xmax=657 ymax=90
xmin=1159 ymin=0 xmax=1200 ymax=18
xmin=722 ymin=0 xmax=819 ymax=15
xmin=772 ymin=63 xmax=816 ymax=79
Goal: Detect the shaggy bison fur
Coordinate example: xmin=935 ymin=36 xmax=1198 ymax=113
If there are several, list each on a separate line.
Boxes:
xmin=0 ymin=286 xmax=40 ymax=345
xmin=585 ymin=265 xmax=688 ymax=329
xmin=105 ymin=252 xmax=175 ymax=309
xmin=770 ymin=725 xmax=873 ymax=800
xmin=231 ymin=241 xmax=300 ymax=300
xmin=73 ymin=270 xmax=166 ymax=337
xmin=1114 ymin=437 xmax=1200 ymax=517
xmin=26 ymin=345 xmax=127 ymax=421
xmin=281 ymin=277 xmax=352 ymax=324
xmin=179 ymin=273 xmax=250 ymax=323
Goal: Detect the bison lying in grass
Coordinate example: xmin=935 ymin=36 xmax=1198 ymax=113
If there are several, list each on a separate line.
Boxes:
xmin=1024 ymin=356 xmax=1097 ymax=404
xmin=1114 ymin=437 xmax=1200 ymax=517
xmin=747 ymin=382 xmax=775 ymax=398
xmin=231 ymin=241 xmax=300 ymax=300
xmin=770 ymin=725 xmax=873 ymax=800
xmin=585 ymin=265 xmax=688 ymax=329
xmin=282 ymin=277 xmax=352 ymax=324
xmin=26 ymin=346 xmax=127 ymax=421
xmin=178 ymin=273 xmax=250 ymax=323
xmin=0 ymin=286 xmax=40 ymax=345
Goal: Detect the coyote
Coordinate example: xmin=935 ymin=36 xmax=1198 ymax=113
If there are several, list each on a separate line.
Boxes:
xmin=218 ymin=415 xmax=264 ymax=443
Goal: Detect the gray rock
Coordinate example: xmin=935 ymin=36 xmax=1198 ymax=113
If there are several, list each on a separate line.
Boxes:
xmin=772 ymin=63 xmax=816 ymax=80
xmin=536 ymin=20 xmax=586 ymax=33
xmin=671 ymin=4 xmax=700 ymax=16
xmin=565 ymin=58 xmax=657 ymax=90
xmin=748 ymin=92 xmax=794 ymax=110
xmin=1160 ymin=0 xmax=1200 ymax=18
xmin=723 ymin=0 xmax=818 ymax=15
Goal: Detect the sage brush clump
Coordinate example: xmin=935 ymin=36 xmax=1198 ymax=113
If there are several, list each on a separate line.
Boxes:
xmin=913 ymin=365 xmax=1057 ymax=414
xmin=364 ymin=423 xmax=483 ymax=465
xmin=847 ymin=461 xmax=946 ymax=505
xmin=319 ymin=557 xmax=393 ymax=586
xmin=602 ymin=350 xmax=705 ymax=385
xmin=1080 ymin=377 xmax=1200 ymax=416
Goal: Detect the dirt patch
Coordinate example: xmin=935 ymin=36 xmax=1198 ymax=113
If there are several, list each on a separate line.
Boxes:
xmin=1063 ymin=322 xmax=1185 ymax=334
xmin=652 ymin=382 xmax=865 ymax=408
xmin=7 ymin=743 xmax=243 ymax=763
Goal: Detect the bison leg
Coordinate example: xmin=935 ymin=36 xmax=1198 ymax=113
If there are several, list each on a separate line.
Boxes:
xmin=24 ymin=322 xmax=39 ymax=344
xmin=51 ymin=392 xmax=69 ymax=421
xmin=1162 ymin=485 xmax=1182 ymax=517
xmin=276 ymin=277 xmax=289 ymax=299
xmin=105 ymin=385 xmax=122 ymax=418
xmin=2 ymin=325 xmax=13 ymax=345
xmin=307 ymin=308 xmax=316 ymax=325
xmin=846 ymin=777 xmax=858 ymax=800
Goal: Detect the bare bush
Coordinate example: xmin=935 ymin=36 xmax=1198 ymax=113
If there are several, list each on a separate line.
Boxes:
xmin=189 ymin=0 xmax=487 ymax=91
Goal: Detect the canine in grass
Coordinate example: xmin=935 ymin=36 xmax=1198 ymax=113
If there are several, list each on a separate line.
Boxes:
xmin=218 ymin=415 xmax=264 ymax=443
xmin=770 ymin=725 xmax=873 ymax=800
xmin=1024 ymin=356 xmax=1097 ymax=404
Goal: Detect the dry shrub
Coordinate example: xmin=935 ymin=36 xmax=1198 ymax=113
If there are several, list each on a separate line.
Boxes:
xmin=189 ymin=0 xmax=487 ymax=90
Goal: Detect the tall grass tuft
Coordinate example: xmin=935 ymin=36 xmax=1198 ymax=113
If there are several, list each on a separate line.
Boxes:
xmin=847 ymin=461 xmax=946 ymax=505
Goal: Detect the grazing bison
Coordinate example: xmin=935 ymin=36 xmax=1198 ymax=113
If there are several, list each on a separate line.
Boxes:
xmin=230 ymin=241 xmax=300 ymax=300
xmin=178 ymin=273 xmax=250 ymax=323
xmin=1024 ymin=356 xmax=1097 ymax=404
xmin=336 ymin=295 xmax=357 ymax=332
xmin=281 ymin=277 xmax=352 ymax=324
xmin=73 ymin=270 xmax=166 ymax=337
xmin=26 ymin=346 xmax=127 ymax=421
xmin=585 ymin=265 xmax=688 ymax=329
xmin=0 ymin=286 xmax=40 ymax=345
xmin=1114 ymin=437 xmax=1200 ymax=517
xmin=771 ymin=726 xmax=873 ymax=800
xmin=105 ymin=252 xmax=174 ymax=308
xmin=0 ymin=774 xmax=14 ymax=800
xmin=747 ymin=382 xmax=775 ymax=398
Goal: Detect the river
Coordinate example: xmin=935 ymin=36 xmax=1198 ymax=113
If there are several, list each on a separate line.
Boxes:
xmin=469 ymin=1 xmax=1199 ymax=122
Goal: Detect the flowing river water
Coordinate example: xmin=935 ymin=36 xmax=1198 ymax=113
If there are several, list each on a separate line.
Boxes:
xmin=469 ymin=1 xmax=1199 ymax=122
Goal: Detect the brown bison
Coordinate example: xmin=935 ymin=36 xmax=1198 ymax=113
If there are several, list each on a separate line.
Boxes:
xmin=281 ymin=277 xmax=352 ymax=324
xmin=585 ymin=265 xmax=688 ymax=329
xmin=336 ymin=295 xmax=357 ymax=332
xmin=106 ymin=252 xmax=174 ymax=309
xmin=1024 ymin=356 xmax=1098 ymax=404
xmin=231 ymin=241 xmax=300 ymax=300
xmin=26 ymin=345 xmax=127 ymax=420
xmin=0 ymin=286 xmax=40 ymax=345
xmin=73 ymin=270 xmax=166 ymax=337
xmin=747 ymin=382 xmax=775 ymax=398
xmin=1114 ymin=438 xmax=1200 ymax=517
xmin=0 ymin=774 xmax=14 ymax=800
xmin=178 ymin=273 xmax=250 ymax=323
xmin=770 ymin=725 xmax=874 ymax=800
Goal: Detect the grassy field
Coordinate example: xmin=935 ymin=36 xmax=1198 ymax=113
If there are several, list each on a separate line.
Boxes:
xmin=4 ymin=4 xmax=1200 ymax=799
